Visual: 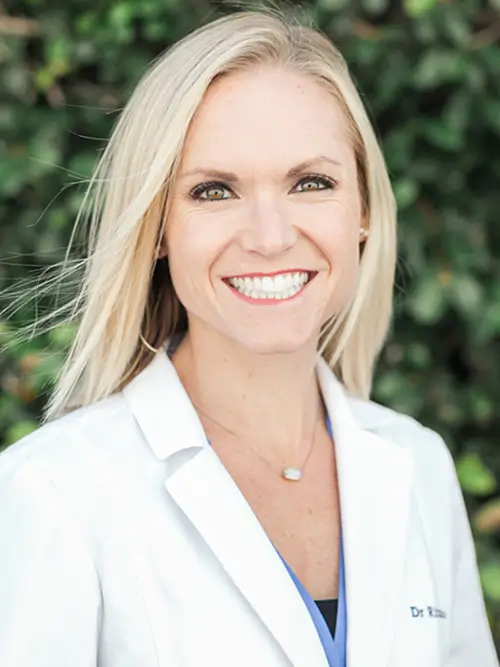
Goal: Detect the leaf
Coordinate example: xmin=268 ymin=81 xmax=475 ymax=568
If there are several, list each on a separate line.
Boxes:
xmin=48 ymin=323 xmax=77 ymax=349
xmin=474 ymin=499 xmax=500 ymax=534
xmin=317 ymin=0 xmax=350 ymax=9
xmin=469 ymin=391 xmax=495 ymax=423
xmin=109 ymin=3 xmax=135 ymax=30
xmin=393 ymin=178 xmax=419 ymax=209
xmin=406 ymin=342 xmax=431 ymax=369
xmin=407 ymin=272 xmax=448 ymax=324
xmin=457 ymin=453 xmax=497 ymax=497
xmin=403 ymin=0 xmax=438 ymax=17
xmin=484 ymin=99 xmax=500 ymax=136
xmin=413 ymin=49 xmax=466 ymax=89
xmin=361 ymin=0 xmax=390 ymax=14
xmin=442 ymin=12 xmax=471 ymax=46
xmin=450 ymin=274 xmax=484 ymax=315
xmin=443 ymin=92 xmax=471 ymax=134
xmin=5 ymin=421 xmax=39 ymax=446
xmin=480 ymin=563 xmax=500 ymax=602
xmin=478 ymin=301 xmax=500 ymax=340
xmin=423 ymin=119 xmax=464 ymax=151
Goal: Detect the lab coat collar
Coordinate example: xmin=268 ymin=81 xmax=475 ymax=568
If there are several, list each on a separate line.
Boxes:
xmin=122 ymin=347 xmax=209 ymax=459
xmin=122 ymin=349 xmax=413 ymax=667
xmin=121 ymin=347 xmax=395 ymax=459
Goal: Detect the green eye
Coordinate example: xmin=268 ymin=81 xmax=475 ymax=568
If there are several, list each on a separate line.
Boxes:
xmin=294 ymin=175 xmax=336 ymax=192
xmin=190 ymin=182 xmax=233 ymax=201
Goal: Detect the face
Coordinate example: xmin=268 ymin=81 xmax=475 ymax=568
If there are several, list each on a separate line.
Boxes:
xmin=165 ymin=66 xmax=365 ymax=355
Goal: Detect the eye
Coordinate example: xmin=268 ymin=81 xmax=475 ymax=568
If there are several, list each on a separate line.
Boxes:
xmin=189 ymin=181 xmax=234 ymax=201
xmin=292 ymin=174 xmax=337 ymax=193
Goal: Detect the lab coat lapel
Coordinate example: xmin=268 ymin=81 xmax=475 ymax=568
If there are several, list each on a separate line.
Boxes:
xmin=317 ymin=359 xmax=414 ymax=667
xmin=165 ymin=448 xmax=329 ymax=667
xmin=123 ymin=350 xmax=329 ymax=667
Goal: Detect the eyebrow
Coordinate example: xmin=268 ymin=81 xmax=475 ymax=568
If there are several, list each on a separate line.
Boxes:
xmin=178 ymin=155 xmax=342 ymax=182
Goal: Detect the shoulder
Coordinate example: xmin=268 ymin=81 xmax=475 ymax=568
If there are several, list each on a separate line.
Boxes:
xmin=0 ymin=392 xmax=149 ymax=488
xmin=0 ymin=392 xmax=163 ymax=553
xmin=347 ymin=393 xmax=457 ymax=488
xmin=348 ymin=392 xmax=450 ymax=456
xmin=345 ymin=394 xmax=465 ymax=546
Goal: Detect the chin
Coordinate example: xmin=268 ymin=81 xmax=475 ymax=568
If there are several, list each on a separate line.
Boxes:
xmin=234 ymin=331 xmax=316 ymax=356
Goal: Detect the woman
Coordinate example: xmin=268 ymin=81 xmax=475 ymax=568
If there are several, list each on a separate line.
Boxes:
xmin=0 ymin=9 xmax=497 ymax=667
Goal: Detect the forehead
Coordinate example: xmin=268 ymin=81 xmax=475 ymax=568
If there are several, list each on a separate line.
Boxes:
xmin=179 ymin=66 xmax=354 ymax=171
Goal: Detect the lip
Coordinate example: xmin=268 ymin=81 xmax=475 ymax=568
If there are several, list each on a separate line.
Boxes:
xmin=222 ymin=269 xmax=315 ymax=279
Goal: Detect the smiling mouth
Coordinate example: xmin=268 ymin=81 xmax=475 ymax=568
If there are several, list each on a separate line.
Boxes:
xmin=223 ymin=271 xmax=316 ymax=301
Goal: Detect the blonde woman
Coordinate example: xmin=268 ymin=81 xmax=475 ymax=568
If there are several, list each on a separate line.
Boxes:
xmin=0 ymin=9 xmax=497 ymax=667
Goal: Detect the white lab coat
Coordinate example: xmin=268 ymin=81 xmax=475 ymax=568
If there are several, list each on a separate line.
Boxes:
xmin=0 ymin=349 xmax=497 ymax=667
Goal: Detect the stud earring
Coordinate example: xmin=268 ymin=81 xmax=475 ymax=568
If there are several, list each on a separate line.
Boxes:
xmin=359 ymin=228 xmax=369 ymax=241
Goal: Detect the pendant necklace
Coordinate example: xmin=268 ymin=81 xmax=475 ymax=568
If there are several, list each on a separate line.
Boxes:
xmin=280 ymin=443 xmax=316 ymax=480
xmin=232 ymin=412 xmax=319 ymax=483
xmin=196 ymin=402 xmax=320 ymax=482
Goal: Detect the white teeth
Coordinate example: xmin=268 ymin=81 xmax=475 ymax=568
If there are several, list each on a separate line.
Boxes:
xmin=274 ymin=274 xmax=286 ymax=291
xmin=262 ymin=276 xmax=273 ymax=291
xmin=227 ymin=271 xmax=311 ymax=300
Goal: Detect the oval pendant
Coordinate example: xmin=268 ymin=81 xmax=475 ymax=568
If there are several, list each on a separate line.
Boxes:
xmin=281 ymin=467 xmax=302 ymax=481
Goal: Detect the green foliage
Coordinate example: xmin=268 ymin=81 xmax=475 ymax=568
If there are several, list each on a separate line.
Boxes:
xmin=1 ymin=0 xmax=499 ymax=645
xmin=458 ymin=452 xmax=498 ymax=497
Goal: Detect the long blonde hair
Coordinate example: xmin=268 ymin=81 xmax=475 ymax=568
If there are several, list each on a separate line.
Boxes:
xmin=41 ymin=7 xmax=396 ymax=420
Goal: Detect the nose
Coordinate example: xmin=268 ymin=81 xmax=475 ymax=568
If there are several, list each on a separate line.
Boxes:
xmin=239 ymin=202 xmax=298 ymax=257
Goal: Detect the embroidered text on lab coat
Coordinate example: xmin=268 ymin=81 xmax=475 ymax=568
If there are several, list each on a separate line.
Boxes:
xmin=410 ymin=606 xmax=447 ymax=619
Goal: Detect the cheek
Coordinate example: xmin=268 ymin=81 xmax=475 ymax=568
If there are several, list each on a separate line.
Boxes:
xmin=164 ymin=212 xmax=223 ymax=307
xmin=328 ymin=237 xmax=360 ymax=298
xmin=164 ymin=213 xmax=199 ymax=304
xmin=312 ymin=217 xmax=362 ymax=318
xmin=310 ymin=202 xmax=361 ymax=271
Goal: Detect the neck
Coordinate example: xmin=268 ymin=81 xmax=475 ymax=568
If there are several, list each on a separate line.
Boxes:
xmin=172 ymin=327 xmax=324 ymax=462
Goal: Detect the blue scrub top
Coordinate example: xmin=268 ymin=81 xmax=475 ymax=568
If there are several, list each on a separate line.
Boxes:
xmin=276 ymin=535 xmax=347 ymax=667
xmin=276 ymin=415 xmax=347 ymax=667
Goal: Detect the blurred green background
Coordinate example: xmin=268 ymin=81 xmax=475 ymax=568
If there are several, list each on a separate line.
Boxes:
xmin=1 ymin=0 xmax=499 ymax=649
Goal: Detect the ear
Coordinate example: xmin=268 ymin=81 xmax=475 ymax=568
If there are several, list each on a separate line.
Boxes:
xmin=359 ymin=228 xmax=369 ymax=242
xmin=359 ymin=214 xmax=370 ymax=242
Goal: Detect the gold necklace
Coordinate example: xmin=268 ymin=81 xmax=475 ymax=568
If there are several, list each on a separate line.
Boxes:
xmin=284 ymin=417 xmax=319 ymax=481
xmin=197 ymin=404 xmax=320 ymax=482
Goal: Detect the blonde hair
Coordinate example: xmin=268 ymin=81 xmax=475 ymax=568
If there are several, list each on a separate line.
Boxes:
xmin=40 ymin=7 xmax=396 ymax=420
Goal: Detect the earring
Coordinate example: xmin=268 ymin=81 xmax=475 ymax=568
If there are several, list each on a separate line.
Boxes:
xmin=359 ymin=228 xmax=369 ymax=241
xmin=139 ymin=332 xmax=160 ymax=354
